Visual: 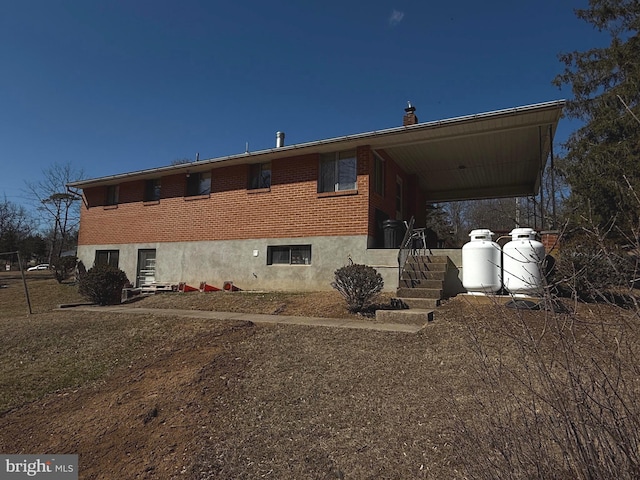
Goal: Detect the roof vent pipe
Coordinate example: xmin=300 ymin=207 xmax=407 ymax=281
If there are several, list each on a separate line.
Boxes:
xmin=276 ymin=131 xmax=285 ymax=148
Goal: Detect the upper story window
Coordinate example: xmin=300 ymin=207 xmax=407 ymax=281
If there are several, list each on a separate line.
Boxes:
xmin=144 ymin=179 xmax=161 ymax=201
xmin=186 ymin=171 xmax=211 ymax=196
xmin=318 ymin=150 xmax=357 ymax=193
xmin=106 ymin=185 xmax=119 ymax=205
xmin=248 ymin=162 xmax=271 ymax=190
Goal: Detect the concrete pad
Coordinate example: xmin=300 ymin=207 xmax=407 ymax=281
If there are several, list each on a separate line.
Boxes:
xmin=458 ymin=293 xmax=541 ymax=305
xmin=375 ymin=309 xmax=434 ymax=325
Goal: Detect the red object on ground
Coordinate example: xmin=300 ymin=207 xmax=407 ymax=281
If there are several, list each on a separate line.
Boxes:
xmin=199 ymin=282 xmax=221 ymax=292
xmin=178 ymin=282 xmax=198 ymax=293
xmin=223 ymin=281 xmax=240 ymax=292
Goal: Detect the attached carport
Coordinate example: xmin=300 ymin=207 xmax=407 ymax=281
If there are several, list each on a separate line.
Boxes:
xmin=371 ymin=100 xmax=565 ymax=206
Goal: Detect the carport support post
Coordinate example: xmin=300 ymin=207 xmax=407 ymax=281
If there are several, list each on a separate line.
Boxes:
xmin=538 ymin=125 xmax=545 ymax=231
xmin=17 ymin=252 xmax=32 ymax=316
xmin=549 ymin=124 xmax=556 ymax=228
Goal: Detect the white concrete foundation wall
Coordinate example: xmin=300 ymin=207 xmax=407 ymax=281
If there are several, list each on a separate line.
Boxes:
xmin=76 ymin=236 xmax=405 ymax=292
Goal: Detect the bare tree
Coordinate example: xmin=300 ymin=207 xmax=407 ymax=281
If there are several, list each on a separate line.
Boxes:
xmin=25 ymin=162 xmax=84 ymax=280
xmin=0 ymin=197 xmax=33 ymax=253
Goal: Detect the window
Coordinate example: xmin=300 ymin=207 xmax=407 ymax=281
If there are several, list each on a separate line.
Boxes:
xmin=248 ymin=162 xmax=271 ymax=190
xmin=106 ymin=185 xmax=119 ymax=205
xmin=144 ymin=179 xmax=161 ymax=201
xmin=396 ymin=176 xmax=403 ymax=219
xmin=95 ymin=250 xmax=119 ymax=268
xmin=318 ymin=150 xmax=357 ymax=193
xmin=373 ymin=153 xmax=385 ymax=196
xmin=267 ymin=245 xmax=312 ymax=265
xmin=186 ymin=172 xmax=211 ymax=196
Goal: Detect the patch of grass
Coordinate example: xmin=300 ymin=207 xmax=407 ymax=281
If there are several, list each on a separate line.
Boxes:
xmin=132 ymin=289 xmax=395 ymax=319
xmin=3 ymin=271 xmax=639 ymax=478
xmin=0 ymin=310 xmax=197 ymax=413
xmin=0 ymin=274 xmax=219 ymax=413
xmin=0 ymin=271 xmax=85 ymax=317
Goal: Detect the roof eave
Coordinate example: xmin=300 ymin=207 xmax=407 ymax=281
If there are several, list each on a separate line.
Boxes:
xmin=67 ymin=99 xmax=566 ymax=189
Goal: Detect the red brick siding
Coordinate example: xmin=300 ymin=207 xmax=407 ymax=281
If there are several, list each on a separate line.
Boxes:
xmin=407 ymin=175 xmax=426 ymax=226
xmin=540 ymin=231 xmax=560 ymax=255
xmin=367 ymin=149 xmax=425 ymax=239
xmin=78 ymin=148 xmax=372 ymax=246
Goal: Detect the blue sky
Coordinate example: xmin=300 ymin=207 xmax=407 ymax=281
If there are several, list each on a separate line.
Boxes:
xmin=1 ymin=1 xmax=608 ymax=206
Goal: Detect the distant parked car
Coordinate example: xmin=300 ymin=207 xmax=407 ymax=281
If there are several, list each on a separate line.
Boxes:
xmin=27 ymin=264 xmax=50 ymax=271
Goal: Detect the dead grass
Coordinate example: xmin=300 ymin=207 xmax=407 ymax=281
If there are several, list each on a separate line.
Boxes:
xmin=1 ymin=273 xmax=638 ymax=478
xmin=130 ymin=289 xmax=395 ymax=319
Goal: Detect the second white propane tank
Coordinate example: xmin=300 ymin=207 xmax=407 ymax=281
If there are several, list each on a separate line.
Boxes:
xmin=502 ymin=228 xmax=546 ymax=295
xmin=462 ymin=229 xmax=502 ymax=294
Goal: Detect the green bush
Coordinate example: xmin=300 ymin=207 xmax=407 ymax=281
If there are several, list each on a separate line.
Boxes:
xmin=331 ymin=263 xmax=384 ymax=313
xmin=78 ymin=264 xmax=129 ymax=305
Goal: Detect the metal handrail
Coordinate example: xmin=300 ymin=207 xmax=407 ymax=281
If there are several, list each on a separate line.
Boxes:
xmin=397 ymin=216 xmax=415 ymax=283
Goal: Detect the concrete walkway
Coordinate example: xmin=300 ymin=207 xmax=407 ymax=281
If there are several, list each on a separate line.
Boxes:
xmin=67 ymin=305 xmax=426 ymax=333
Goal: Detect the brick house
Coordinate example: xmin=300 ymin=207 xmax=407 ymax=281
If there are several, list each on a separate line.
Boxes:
xmin=68 ymin=101 xmax=564 ymax=292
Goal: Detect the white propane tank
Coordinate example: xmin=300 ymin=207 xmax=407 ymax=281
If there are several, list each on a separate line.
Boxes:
xmin=502 ymin=228 xmax=546 ymax=295
xmin=462 ymin=229 xmax=502 ymax=294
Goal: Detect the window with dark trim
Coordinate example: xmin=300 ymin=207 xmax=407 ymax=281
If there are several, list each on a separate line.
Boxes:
xmin=186 ymin=172 xmax=211 ymax=196
xmin=248 ymin=162 xmax=271 ymax=189
xmin=267 ymin=245 xmax=312 ymax=265
xmin=95 ymin=250 xmax=119 ymax=268
xmin=106 ymin=185 xmax=119 ymax=205
xmin=144 ymin=179 xmax=161 ymax=201
xmin=373 ymin=154 xmax=385 ymax=196
xmin=318 ymin=150 xmax=357 ymax=193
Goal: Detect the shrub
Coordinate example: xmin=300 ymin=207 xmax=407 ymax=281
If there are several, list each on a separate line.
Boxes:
xmin=452 ymin=294 xmax=640 ymax=479
xmin=52 ymin=255 xmax=77 ymax=283
xmin=78 ymin=264 xmax=129 ymax=305
xmin=331 ymin=263 xmax=384 ymax=313
xmin=553 ymin=232 xmax=637 ymax=303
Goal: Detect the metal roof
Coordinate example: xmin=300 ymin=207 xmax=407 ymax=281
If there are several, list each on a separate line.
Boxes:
xmin=68 ymin=100 xmax=564 ymax=202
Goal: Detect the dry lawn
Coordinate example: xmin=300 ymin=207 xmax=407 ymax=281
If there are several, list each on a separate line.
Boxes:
xmin=1 ymin=272 xmax=639 ymax=479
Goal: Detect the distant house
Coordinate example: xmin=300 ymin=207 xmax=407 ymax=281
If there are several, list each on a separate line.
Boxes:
xmin=68 ymin=101 xmax=564 ymax=292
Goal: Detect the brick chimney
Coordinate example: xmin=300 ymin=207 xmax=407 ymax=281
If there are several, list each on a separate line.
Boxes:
xmin=403 ymin=102 xmax=418 ymax=126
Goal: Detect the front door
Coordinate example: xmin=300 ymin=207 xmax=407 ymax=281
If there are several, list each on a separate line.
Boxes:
xmin=136 ymin=249 xmax=156 ymax=287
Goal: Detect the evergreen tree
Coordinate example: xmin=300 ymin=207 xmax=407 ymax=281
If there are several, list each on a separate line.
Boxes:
xmin=553 ymin=0 xmax=640 ymax=236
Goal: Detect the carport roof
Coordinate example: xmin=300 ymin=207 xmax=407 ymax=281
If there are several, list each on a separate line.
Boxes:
xmin=69 ymin=100 xmax=564 ymax=202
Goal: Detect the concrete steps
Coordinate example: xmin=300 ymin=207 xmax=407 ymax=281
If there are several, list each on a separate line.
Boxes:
xmin=375 ymin=253 xmax=448 ymax=324
xmin=375 ymin=308 xmax=434 ymax=325
xmin=398 ymin=298 xmax=441 ymax=309
xmin=398 ymin=278 xmax=443 ymax=289
xmin=396 ymin=287 xmax=442 ymax=299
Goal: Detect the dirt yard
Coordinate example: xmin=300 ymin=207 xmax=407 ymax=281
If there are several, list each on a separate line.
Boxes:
xmin=1 ymin=274 xmax=638 ymax=479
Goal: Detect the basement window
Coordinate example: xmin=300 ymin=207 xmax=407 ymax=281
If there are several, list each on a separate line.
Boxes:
xmin=267 ymin=245 xmax=312 ymax=265
xmin=95 ymin=250 xmax=119 ymax=268
xmin=318 ymin=150 xmax=356 ymax=193
xmin=186 ymin=172 xmax=211 ymax=196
